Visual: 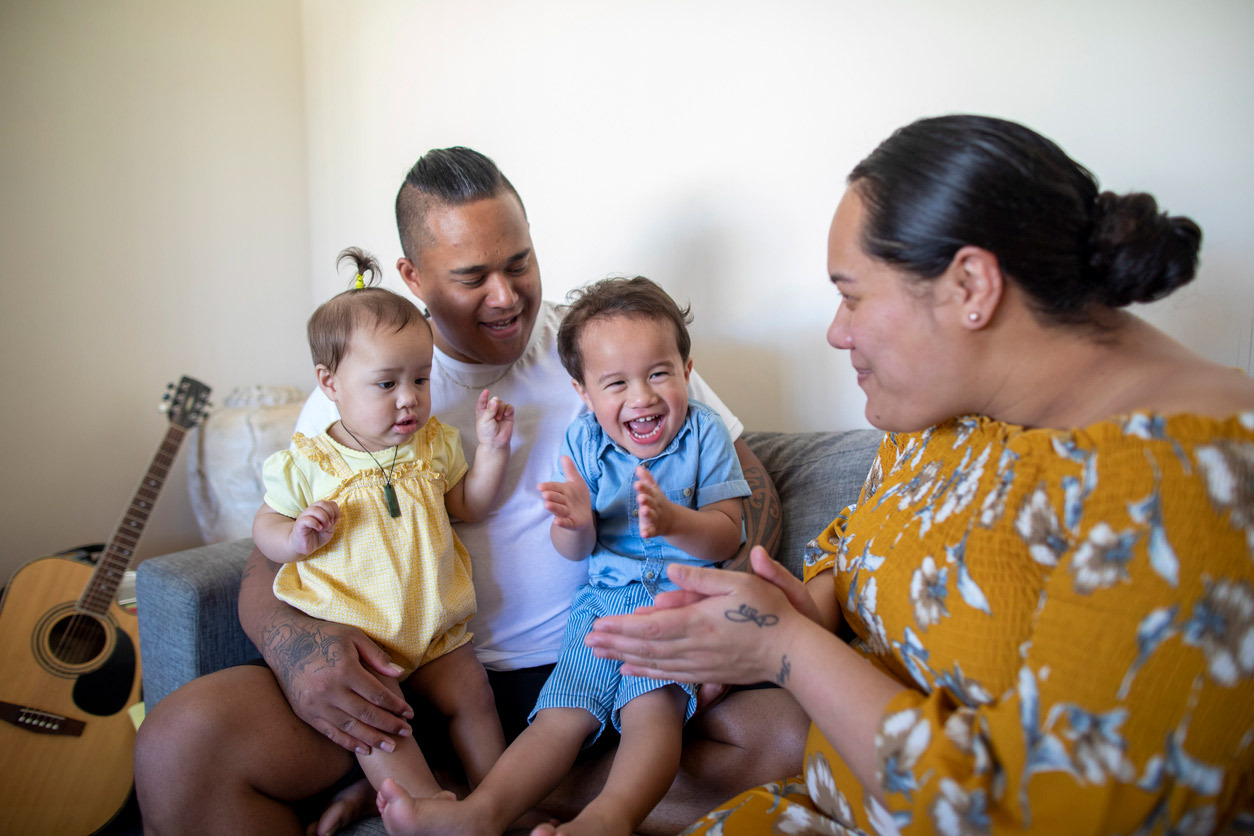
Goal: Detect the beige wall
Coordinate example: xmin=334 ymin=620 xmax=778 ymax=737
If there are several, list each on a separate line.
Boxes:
xmin=2 ymin=0 xmax=1251 ymax=584
xmin=0 ymin=1 xmax=311 ymax=581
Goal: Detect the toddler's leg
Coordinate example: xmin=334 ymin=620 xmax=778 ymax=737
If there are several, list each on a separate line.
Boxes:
xmin=410 ymin=642 xmax=505 ymax=786
xmin=379 ymin=706 xmax=598 ymax=836
xmin=532 ymin=685 xmax=687 ymax=836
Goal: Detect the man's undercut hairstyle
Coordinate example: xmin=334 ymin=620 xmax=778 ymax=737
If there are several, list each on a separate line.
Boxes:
xmin=394 ymin=146 xmax=525 ymax=263
xmin=308 ymin=246 xmax=429 ymax=372
xmin=557 ymin=276 xmax=693 ymax=385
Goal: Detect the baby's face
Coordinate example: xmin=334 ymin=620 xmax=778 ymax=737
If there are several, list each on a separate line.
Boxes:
xmin=320 ymin=319 xmax=434 ymax=452
xmin=573 ymin=314 xmax=692 ymax=459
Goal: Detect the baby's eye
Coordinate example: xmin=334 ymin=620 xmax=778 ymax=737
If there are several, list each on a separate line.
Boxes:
xmin=377 ymin=381 xmax=395 ymax=390
xmin=415 ymin=377 xmax=429 ymax=387
xmin=650 ymin=371 xmax=670 ymax=380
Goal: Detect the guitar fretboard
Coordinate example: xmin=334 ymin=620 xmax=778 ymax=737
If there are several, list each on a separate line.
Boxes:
xmin=77 ymin=425 xmax=187 ymax=616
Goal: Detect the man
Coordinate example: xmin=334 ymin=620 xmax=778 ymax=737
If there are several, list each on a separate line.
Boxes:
xmin=135 ymin=148 xmax=807 ymax=835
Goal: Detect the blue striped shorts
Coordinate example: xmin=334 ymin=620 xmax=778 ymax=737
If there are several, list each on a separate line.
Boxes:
xmin=529 ymin=582 xmax=698 ymax=745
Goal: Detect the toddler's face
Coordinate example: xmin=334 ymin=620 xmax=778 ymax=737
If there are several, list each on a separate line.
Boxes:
xmin=573 ymin=314 xmax=692 ymax=459
xmin=319 ymin=319 xmax=434 ymax=452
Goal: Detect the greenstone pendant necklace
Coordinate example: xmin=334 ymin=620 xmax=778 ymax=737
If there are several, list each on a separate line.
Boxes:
xmin=340 ymin=424 xmax=401 ymax=518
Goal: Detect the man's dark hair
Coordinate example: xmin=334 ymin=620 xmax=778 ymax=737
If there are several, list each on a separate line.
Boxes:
xmin=557 ymin=276 xmax=693 ymax=384
xmin=394 ymin=147 xmax=524 ymax=263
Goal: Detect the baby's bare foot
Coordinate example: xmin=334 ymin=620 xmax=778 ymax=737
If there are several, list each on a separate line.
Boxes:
xmin=309 ymin=777 xmax=376 ymax=836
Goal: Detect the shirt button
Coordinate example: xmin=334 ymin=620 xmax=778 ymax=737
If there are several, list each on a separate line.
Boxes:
xmin=631 ymin=508 xmax=639 ymax=517
xmin=645 ymin=570 xmax=655 ymax=580
xmin=683 ymin=488 xmax=693 ymax=497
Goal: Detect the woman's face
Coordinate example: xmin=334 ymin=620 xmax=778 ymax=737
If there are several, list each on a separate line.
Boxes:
xmin=826 ymin=189 xmax=965 ymax=432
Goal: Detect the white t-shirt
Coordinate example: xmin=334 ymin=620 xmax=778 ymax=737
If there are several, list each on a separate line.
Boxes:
xmin=294 ymin=300 xmax=743 ymax=670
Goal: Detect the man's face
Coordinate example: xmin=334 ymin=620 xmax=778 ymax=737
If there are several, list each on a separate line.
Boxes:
xmin=397 ymin=192 xmax=541 ymax=366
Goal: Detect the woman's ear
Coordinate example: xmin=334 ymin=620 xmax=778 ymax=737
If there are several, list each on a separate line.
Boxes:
xmin=947 ymin=245 xmax=1004 ymax=329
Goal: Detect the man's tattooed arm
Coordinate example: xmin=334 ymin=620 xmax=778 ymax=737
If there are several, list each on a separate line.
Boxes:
xmin=726 ymin=438 xmax=783 ymax=573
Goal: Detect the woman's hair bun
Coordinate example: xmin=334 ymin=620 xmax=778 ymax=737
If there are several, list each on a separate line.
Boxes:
xmin=1088 ymin=191 xmax=1202 ymax=308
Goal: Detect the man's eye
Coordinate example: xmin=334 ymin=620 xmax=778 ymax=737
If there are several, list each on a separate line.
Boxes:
xmin=506 ymin=263 xmax=529 ymax=276
xmin=457 ymin=277 xmax=486 ymax=288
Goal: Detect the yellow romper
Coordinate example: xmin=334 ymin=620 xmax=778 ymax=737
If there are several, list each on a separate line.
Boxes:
xmin=263 ymin=417 xmax=475 ymax=676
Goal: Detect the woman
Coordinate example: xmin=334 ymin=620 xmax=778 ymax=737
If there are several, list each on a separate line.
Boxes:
xmin=586 ymin=115 xmax=1254 ymax=835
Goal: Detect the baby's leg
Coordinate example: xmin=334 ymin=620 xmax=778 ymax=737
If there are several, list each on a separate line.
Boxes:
xmin=532 ymin=685 xmax=687 ymax=836
xmin=356 ymin=671 xmax=449 ymax=800
xmin=410 ymin=642 xmax=505 ymax=787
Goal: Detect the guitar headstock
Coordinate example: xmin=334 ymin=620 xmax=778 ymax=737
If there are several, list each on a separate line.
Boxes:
xmin=161 ymin=376 xmax=213 ymax=429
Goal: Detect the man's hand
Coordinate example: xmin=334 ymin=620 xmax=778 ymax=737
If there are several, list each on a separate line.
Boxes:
xmin=250 ymin=560 xmax=414 ymax=754
xmin=288 ymin=499 xmax=339 ymax=556
xmin=539 ymin=455 xmax=593 ymax=531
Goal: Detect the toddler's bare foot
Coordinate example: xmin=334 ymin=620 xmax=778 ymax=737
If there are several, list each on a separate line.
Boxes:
xmin=529 ymin=807 xmax=635 ymax=836
xmin=377 ymin=778 xmax=489 ymax=836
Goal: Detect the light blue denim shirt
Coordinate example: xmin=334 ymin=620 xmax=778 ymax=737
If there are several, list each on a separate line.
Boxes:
xmin=558 ymin=400 xmax=750 ymax=595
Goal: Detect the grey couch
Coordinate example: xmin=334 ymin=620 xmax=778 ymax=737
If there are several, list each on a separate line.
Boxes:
xmin=135 ymin=428 xmax=881 ymax=834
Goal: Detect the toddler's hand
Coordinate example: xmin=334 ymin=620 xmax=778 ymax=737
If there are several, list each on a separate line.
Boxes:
xmin=290 ymin=500 xmax=339 ymax=555
xmin=635 ymin=466 xmax=675 ymax=539
xmin=475 ymin=388 xmax=515 ymax=448
xmin=539 ymin=455 xmax=593 ymax=531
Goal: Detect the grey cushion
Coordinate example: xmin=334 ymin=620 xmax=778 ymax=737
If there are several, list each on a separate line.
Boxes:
xmin=742 ymin=430 xmax=882 ymax=577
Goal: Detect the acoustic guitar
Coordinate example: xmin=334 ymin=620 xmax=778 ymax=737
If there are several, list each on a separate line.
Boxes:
xmin=0 ymin=376 xmax=210 ymax=835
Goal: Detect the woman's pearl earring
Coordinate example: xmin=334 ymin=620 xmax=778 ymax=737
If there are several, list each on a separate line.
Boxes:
xmin=968 ymin=312 xmax=980 ymax=322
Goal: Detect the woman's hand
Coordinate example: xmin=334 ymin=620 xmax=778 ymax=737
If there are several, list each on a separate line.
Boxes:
xmin=585 ymin=547 xmax=815 ymax=686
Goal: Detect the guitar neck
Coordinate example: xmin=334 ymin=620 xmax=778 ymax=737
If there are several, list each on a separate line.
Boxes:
xmin=77 ymin=424 xmax=188 ymax=616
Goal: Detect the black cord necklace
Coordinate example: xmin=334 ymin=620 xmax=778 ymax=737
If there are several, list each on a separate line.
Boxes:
xmin=340 ymin=423 xmax=401 ymax=518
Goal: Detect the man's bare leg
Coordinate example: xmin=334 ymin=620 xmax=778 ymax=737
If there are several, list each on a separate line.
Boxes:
xmin=135 ymin=665 xmax=356 ymax=836
xmin=539 ymin=686 xmax=809 ymax=835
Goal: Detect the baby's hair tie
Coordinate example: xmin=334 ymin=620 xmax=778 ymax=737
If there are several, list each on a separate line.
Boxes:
xmin=354 ymin=273 xmax=365 ymax=289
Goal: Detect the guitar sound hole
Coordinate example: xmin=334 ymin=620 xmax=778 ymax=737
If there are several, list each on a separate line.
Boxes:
xmin=48 ymin=614 xmax=107 ymax=665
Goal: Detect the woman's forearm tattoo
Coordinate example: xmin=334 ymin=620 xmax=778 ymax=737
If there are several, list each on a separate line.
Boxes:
xmin=776 ymin=654 xmax=791 ymax=685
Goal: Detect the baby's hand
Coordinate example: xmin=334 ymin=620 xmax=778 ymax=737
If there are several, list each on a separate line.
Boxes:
xmin=475 ymin=388 xmax=515 ymax=448
xmin=539 ymin=455 xmax=593 ymax=531
xmin=290 ymin=500 xmax=339 ymax=555
xmin=635 ymin=466 xmax=675 ymax=539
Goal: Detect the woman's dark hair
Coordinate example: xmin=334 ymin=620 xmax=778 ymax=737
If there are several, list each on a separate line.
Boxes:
xmin=557 ymin=276 xmax=693 ymax=384
xmin=848 ymin=114 xmax=1202 ymax=324
xmin=307 ymin=247 xmax=428 ymax=372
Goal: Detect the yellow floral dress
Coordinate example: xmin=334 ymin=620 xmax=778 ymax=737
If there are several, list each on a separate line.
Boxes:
xmin=685 ymin=413 xmax=1254 ymax=835
xmin=264 ymin=418 xmax=475 ymax=676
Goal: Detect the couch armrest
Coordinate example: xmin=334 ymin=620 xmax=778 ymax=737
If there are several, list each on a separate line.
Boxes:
xmin=136 ymin=538 xmax=258 ymax=709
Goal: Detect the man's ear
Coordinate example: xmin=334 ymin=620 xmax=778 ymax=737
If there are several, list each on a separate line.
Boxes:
xmin=571 ymin=378 xmax=593 ymax=410
xmin=397 ymin=257 xmax=424 ymax=301
xmin=315 ymin=365 xmax=339 ymax=403
xmin=942 ymin=245 xmax=1004 ymax=329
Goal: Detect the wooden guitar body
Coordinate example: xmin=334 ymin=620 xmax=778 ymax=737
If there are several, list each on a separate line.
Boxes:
xmin=0 ymin=375 xmax=209 ymax=834
xmin=0 ymin=555 xmax=141 ymax=834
